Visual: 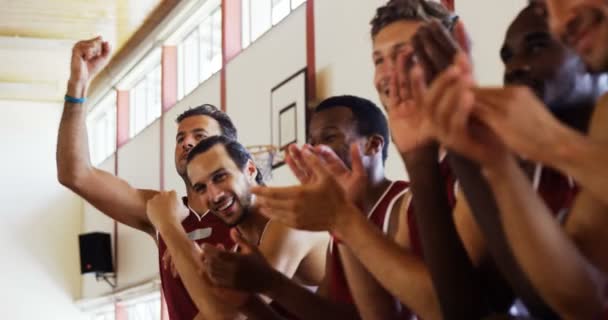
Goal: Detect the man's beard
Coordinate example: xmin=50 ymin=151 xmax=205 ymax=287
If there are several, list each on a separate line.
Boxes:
xmin=226 ymin=191 xmax=254 ymax=227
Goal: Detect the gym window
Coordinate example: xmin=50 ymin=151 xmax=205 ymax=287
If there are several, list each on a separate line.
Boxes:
xmin=88 ymin=92 xmax=117 ymax=165
xmin=241 ymin=0 xmax=306 ymax=49
xmin=128 ymin=52 xmax=162 ymax=138
xmin=177 ymin=4 xmax=222 ymax=100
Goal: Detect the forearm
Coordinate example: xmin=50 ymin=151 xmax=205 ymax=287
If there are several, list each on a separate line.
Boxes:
xmin=56 ymin=81 xmax=93 ymax=187
xmin=334 ymin=207 xmax=440 ymax=320
xmin=338 ymin=244 xmax=401 ymax=320
xmin=403 ymin=149 xmax=484 ymax=320
xmin=157 ymin=220 xmax=237 ymax=319
xmin=483 ymin=157 xmax=604 ymax=319
xmin=264 ymin=270 xmax=358 ymax=320
xmin=448 ymin=154 xmax=558 ymax=318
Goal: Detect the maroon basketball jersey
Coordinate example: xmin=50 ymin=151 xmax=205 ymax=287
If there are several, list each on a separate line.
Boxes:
xmin=532 ymin=164 xmax=578 ymax=222
xmin=158 ymin=197 xmax=234 ymax=320
xmin=328 ymin=180 xmax=409 ymax=305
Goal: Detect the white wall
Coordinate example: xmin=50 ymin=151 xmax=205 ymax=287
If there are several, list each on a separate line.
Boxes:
xmin=456 ymin=0 xmax=528 ymax=85
xmin=163 ymin=72 xmax=222 ymax=195
xmin=226 ymin=6 xmax=307 ymax=186
xmin=314 ymin=0 xmax=407 ymax=181
xmin=116 ymin=120 xmax=161 ymax=289
xmin=0 ymin=100 xmax=85 ymax=320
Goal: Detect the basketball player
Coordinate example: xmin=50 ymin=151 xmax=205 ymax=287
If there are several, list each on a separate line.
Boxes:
xmin=470 ymin=0 xmax=608 ymax=206
xmin=56 ymin=37 xmax=235 ymax=319
xmin=413 ymin=3 xmax=608 ymax=318
xmin=197 ymin=95 xmax=411 ymax=319
xmin=404 ymin=1 xmax=608 ymax=318
xmin=254 ymin=2 xmax=491 ymax=319
xmin=147 ymin=136 xmax=330 ymax=319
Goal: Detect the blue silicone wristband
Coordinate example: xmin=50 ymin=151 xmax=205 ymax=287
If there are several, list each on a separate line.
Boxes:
xmin=65 ymin=94 xmax=86 ymax=104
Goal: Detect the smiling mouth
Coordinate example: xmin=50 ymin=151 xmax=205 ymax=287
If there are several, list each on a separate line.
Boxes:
xmin=214 ymin=197 xmax=235 ymax=214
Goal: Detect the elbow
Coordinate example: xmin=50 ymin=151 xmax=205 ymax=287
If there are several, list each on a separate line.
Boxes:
xmin=57 ymin=165 xmax=89 ymax=192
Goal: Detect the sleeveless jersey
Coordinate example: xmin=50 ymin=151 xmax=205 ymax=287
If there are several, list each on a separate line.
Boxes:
xmin=158 ymin=197 xmax=234 ymax=320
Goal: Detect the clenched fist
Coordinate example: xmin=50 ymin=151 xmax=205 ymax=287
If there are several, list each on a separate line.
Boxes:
xmin=146 ymin=191 xmax=189 ymax=228
xmin=68 ymin=36 xmax=111 ymax=97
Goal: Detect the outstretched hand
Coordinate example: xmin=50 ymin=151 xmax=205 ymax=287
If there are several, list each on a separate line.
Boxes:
xmin=253 ymin=147 xmax=358 ymax=232
xmin=409 ymin=52 xmax=510 ymax=166
xmin=286 ymin=143 xmax=368 ymax=205
xmin=201 ymin=229 xmax=274 ymax=293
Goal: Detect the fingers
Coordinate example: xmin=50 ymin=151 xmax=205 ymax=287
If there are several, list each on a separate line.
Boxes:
xmin=301 ymin=147 xmax=330 ymax=178
xmin=421 ymin=22 xmax=458 ymax=72
xmin=285 ymin=145 xmax=310 ymax=183
xmin=75 ymin=37 xmax=104 ymax=60
xmin=387 ymin=72 xmax=400 ymax=111
xmin=425 ymin=66 xmax=460 ymax=118
xmin=412 ymin=31 xmax=438 ymax=81
xmin=435 ymin=68 xmax=474 ymax=132
xmin=397 ymin=52 xmax=413 ymax=102
xmin=410 ymin=65 xmax=427 ymax=107
xmin=349 ymin=143 xmax=365 ymax=176
xmin=230 ymin=229 xmax=257 ymax=255
xmin=314 ymin=145 xmax=349 ymax=176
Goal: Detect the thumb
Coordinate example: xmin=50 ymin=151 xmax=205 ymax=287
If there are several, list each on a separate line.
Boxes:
xmin=230 ymin=228 xmax=257 ymax=255
xmin=350 ymin=143 xmax=365 ymax=177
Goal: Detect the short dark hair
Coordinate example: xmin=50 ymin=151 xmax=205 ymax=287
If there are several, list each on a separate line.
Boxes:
xmin=314 ymin=95 xmax=390 ymax=162
xmin=176 ymin=104 xmax=238 ymax=140
xmin=186 ymin=136 xmax=264 ymax=185
xmin=370 ymin=0 xmax=454 ymax=38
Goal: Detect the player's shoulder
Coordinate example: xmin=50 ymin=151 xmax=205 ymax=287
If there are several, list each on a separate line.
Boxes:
xmin=266 ymin=220 xmax=328 ymax=245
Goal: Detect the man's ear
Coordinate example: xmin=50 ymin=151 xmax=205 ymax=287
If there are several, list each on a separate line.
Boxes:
xmin=245 ymin=159 xmax=258 ymax=183
xmin=363 ymin=135 xmax=385 ymax=158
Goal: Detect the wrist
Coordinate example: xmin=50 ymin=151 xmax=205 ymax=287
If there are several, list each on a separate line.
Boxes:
xmin=481 ymin=154 xmax=517 ymax=183
xmin=400 ymin=144 xmax=439 ymax=169
xmin=155 ymin=216 xmax=183 ymax=235
xmin=332 ymin=203 xmax=362 ymax=241
xmin=66 ymin=80 xmax=88 ymax=99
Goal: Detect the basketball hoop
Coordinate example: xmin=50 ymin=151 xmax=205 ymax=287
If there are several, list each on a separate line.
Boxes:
xmin=246 ymin=145 xmax=282 ymax=183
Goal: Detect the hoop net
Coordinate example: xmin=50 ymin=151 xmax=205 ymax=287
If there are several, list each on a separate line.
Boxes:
xmin=246 ymin=145 xmax=280 ymax=183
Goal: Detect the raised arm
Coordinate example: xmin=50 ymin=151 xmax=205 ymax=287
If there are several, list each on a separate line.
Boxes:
xmin=57 ymin=37 xmax=156 ymax=235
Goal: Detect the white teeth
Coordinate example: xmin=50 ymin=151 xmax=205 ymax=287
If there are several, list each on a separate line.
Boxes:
xmin=217 ymin=198 xmax=234 ymax=211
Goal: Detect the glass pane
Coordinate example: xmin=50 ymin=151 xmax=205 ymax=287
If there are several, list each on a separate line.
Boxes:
xmin=182 ymin=29 xmax=200 ymax=96
xmin=250 ymin=0 xmax=271 ymax=42
xmin=210 ymin=7 xmax=222 ymax=73
xmin=241 ymin=0 xmax=251 ymax=48
xmin=177 ymin=44 xmax=184 ymax=99
xmin=291 ymin=0 xmax=305 ymax=10
xmin=146 ymin=65 xmax=161 ymax=123
xmin=271 ymin=0 xmax=290 ymax=25
xmin=133 ymin=80 xmax=147 ymax=135
xmin=199 ymin=16 xmax=213 ymax=81
xmin=200 ymin=7 xmax=223 ymax=80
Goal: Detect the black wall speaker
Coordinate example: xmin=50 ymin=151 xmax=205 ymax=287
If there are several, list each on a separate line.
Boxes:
xmin=78 ymin=232 xmax=113 ymax=274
